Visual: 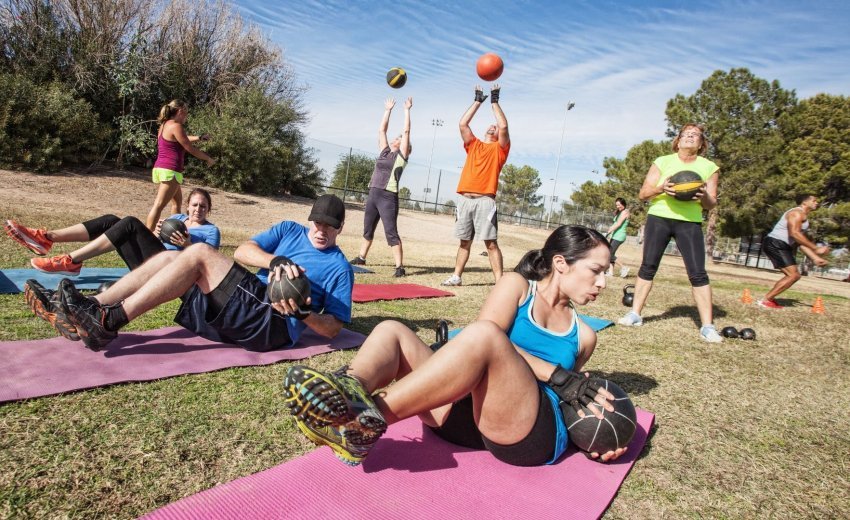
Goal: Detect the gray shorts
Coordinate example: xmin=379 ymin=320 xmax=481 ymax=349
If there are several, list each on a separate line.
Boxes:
xmin=455 ymin=196 xmax=498 ymax=241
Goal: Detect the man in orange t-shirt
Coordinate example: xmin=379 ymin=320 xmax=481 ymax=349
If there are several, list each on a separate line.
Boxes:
xmin=441 ymin=85 xmax=510 ymax=287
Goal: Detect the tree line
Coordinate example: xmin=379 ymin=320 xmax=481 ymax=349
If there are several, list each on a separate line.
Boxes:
xmin=0 ymin=0 xmax=322 ymax=197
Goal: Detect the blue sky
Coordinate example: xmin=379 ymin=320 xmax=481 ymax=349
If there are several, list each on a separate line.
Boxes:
xmin=232 ymin=0 xmax=850 ymax=204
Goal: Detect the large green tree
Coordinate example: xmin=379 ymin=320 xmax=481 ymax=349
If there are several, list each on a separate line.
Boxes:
xmin=1 ymin=0 xmax=321 ymax=197
xmin=776 ymin=94 xmax=850 ymax=244
xmin=498 ymin=164 xmax=543 ymax=216
xmin=329 ymin=152 xmax=375 ymax=194
xmin=188 ymin=87 xmax=322 ymax=197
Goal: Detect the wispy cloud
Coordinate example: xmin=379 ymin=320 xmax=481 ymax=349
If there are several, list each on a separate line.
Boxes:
xmin=234 ymin=0 xmax=850 ymax=201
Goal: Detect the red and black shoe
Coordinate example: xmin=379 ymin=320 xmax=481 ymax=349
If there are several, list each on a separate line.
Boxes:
xmin=23 ymin=279 xmax=80 ymax=341
xmin=57 ymin=278 xmax=117 ymax=351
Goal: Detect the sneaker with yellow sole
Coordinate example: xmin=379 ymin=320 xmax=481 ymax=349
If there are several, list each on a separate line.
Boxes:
xmin=283 ymin=365 xmax=387 ymax=466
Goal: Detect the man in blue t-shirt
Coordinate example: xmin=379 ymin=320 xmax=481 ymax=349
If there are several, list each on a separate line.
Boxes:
xmin=45 ymin=195 xmax=354 ymax=352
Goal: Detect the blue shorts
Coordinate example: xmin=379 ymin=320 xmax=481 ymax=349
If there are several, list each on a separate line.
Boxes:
xmin=174 ymin=263 xmax=292 ymax=352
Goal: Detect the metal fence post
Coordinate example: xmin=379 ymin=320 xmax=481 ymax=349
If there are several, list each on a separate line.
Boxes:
xmin=434 ymin=169 xmax=442 ymax=214
xmin=342 ymin=147 xmax=352 ymax=202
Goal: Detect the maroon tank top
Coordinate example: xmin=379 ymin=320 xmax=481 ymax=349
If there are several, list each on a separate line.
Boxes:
xmin=153 ymin=130 xmax=185 ymax=172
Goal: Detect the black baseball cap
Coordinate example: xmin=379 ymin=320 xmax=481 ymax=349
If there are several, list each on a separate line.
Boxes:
xmin=308 ymin=194 xmax=345 ymax=229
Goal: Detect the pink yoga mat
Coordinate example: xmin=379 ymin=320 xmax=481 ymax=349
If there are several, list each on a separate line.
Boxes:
xmin=0 ymin=326 xmax=365 ymax=403
xmin=143 ymin=409 xmax=654 ymax=520
xmin=353 ymin=283 xmax=454 ymax=303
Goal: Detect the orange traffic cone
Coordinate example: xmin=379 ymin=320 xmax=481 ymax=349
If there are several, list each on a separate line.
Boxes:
xmin=740 ymin=288 xmax=754 ymax=304
xmin=811 ymin=296 xmax=825 ymax=314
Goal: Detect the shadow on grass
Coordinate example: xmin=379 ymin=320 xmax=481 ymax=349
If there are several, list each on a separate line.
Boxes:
xmin=592 ymin=371 xmax=658 ymax=397
xmin=642 ymin=304 xmax=729 ymax=326
xmin=635 ymin=421 xmax=658 ymax=461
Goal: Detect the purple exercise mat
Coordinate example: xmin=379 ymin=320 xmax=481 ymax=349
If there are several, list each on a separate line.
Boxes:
xmin=0 ymin=326 xmax=365 ymax=403
xmin=142 ymin=409 xmax=655 ymax=520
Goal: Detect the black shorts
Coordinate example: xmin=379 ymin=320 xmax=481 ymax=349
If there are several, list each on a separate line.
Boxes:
xmin=428 ymin=387 xmax=557 ymax=467
xmin=174 ymin=263 xmax=291 ymax=352
xmin=763 ymin=236 xmax=797 ymax=269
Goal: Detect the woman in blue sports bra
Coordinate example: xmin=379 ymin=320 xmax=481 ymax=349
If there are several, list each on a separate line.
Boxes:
xmin=283 ymin=225 xmax=627 ymax=468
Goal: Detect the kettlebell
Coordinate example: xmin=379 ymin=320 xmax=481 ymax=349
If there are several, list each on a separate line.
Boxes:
xmin=622 ymin=284 xmax=635 ymax=307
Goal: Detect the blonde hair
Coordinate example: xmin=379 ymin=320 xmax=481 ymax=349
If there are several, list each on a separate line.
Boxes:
xmin=157 ymin=100 xmax=187 ymax=125
xmin=672 ymin=123 xmax=708 ymax=155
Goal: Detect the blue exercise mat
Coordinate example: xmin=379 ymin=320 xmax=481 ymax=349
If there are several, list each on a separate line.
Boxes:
xmin=446 ymin=313 xmax=614 ymax=340
xmin=0 ymin=268 xmax=130 ymax=294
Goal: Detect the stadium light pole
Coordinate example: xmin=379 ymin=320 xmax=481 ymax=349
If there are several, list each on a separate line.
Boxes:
xmin=424 ymin=118 xmax=443 ymax=204
xmin=548 ymin=102 xmax=575 ymax=227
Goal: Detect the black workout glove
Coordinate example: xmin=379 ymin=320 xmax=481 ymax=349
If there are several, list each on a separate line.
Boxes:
xmin=474 ymin=88 xmax=488 ymax=103
xmin=546 ymin=365 xmax=601 ymax=413
xmin=490 ymin=86 xmax=500 ymax=104
xmin=429 ymin=319 xmax=449 ymax=352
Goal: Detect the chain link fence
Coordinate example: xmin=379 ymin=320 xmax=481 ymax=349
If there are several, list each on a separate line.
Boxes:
xmin=306 ymin=137 xmax=613 ymax=233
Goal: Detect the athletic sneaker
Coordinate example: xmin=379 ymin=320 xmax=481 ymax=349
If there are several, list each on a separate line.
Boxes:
xmin=618 ymin=311 xmax=643 ymax=327
xmin=393 ymin=266 xmax=406 ymax=277
xmin=31 ymin=255 xmax=82 ymax=276
xmin=620 ymin=267 xmax=630 ymax=278
xmin=757 ymin=299 xmax=783 ymax=310
xmin=700 ymin=325 xmax=724 ymax=343
xmin=441 ymin=274 xmax=462 ymax=286
xmin=57 ymin=279 xmax=117 ymax=351
xmin=23 ymin=279 xmax=80 ymax=341
xmin=4 ymin=220 xmax=53 ymax=255
xmin=283 ymin=365 xmax=387 ymax=466
xmin=349 ymin=256 xmax=366 ymax=266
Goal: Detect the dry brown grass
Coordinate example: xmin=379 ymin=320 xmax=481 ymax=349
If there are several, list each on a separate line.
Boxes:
xmin=1 ymin=168 xmax=848 ymax=519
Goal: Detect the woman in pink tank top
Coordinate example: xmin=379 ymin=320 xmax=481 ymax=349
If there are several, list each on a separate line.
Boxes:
xmin=145 ymin=100 xmax=216 ymax=231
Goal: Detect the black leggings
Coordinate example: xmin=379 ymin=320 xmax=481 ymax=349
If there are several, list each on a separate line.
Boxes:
xmin=638 ymin=214 xmax=709 ymax=287
xmin=81 ymin=214 xmax=165 ymax=270
xmin=609 ymin=239 xmax=624 ymax=264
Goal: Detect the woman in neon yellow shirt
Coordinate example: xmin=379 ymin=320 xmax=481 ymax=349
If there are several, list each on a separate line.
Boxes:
xmin=617 ymin=124 xmax=723 ymax=343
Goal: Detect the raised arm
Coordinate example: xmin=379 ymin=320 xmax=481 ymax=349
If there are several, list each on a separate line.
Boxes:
xmin=399 ymin=97 xmax=412 ymax=158
xmin=459 ymin=85 xmax=486 ymax=145
xmin=490 ymin=84 xmax=510 ymax=147
xmin=378 ymin=98 xmax=395 ymax=150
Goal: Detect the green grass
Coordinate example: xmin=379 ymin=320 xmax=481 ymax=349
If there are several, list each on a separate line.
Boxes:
xmin=2 ymin=197 xmax=849 ymax=519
